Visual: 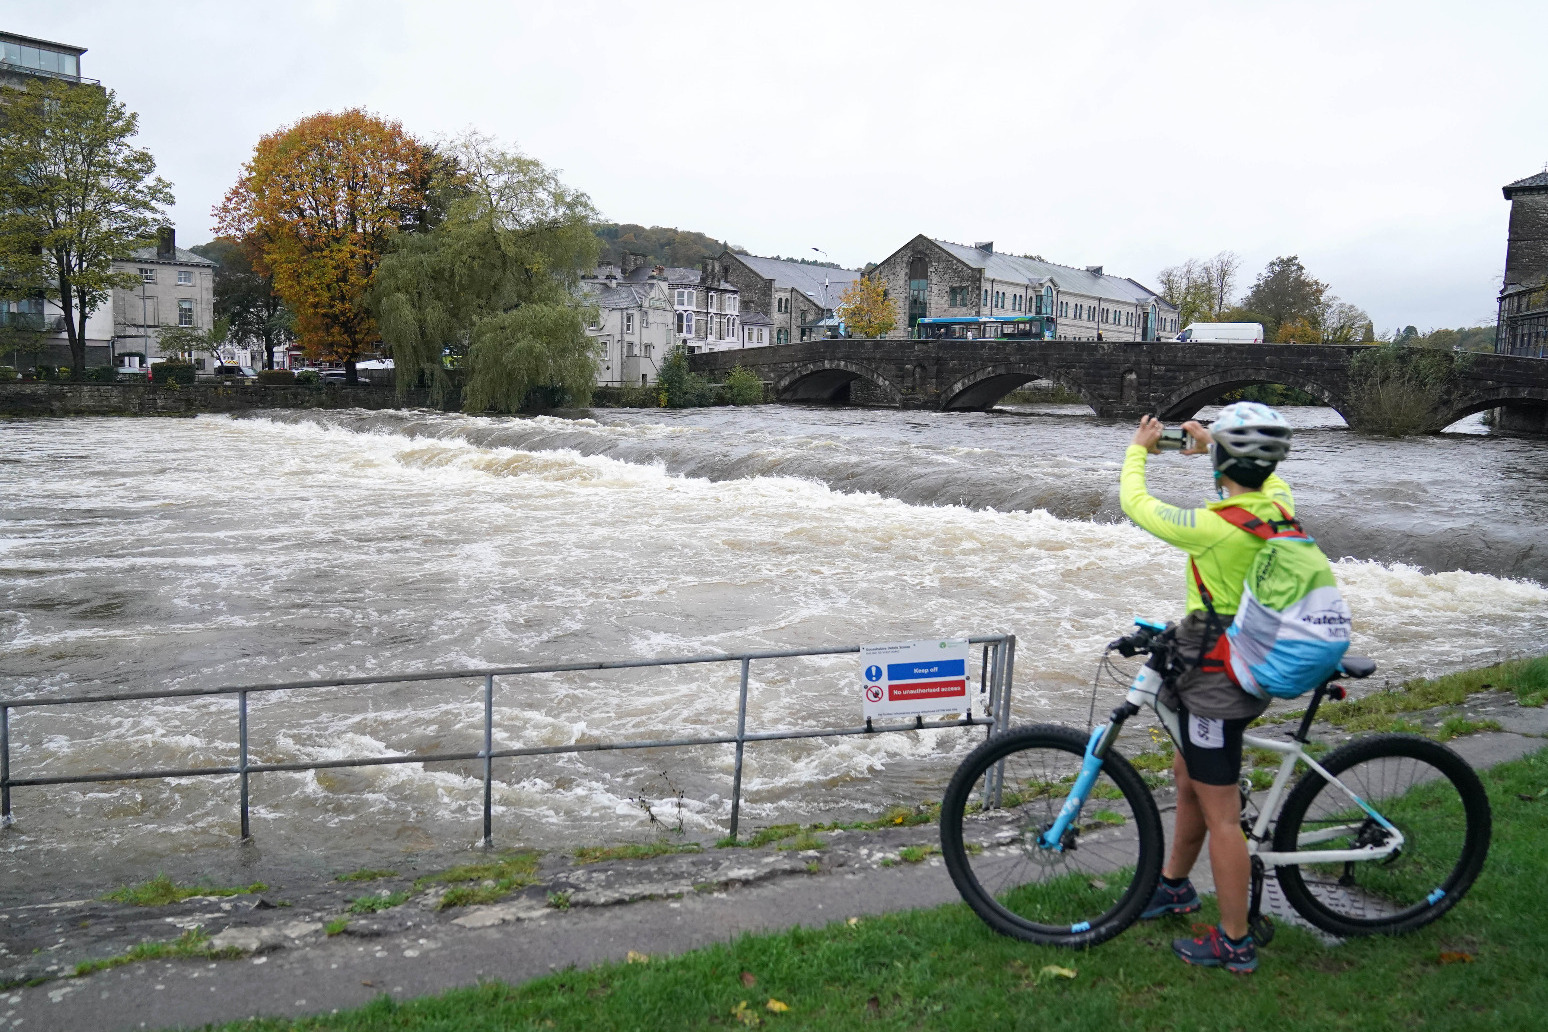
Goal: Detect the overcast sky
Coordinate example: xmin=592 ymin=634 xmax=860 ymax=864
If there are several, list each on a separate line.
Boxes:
xmin=9 ymin=0 xmax=1546 ymax=330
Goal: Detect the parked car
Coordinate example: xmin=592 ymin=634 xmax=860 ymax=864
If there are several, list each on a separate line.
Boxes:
xmin=213 ymin=364 xmax=258 ymax=381
xmin=319 ymin=370 xmax=370 ymax=385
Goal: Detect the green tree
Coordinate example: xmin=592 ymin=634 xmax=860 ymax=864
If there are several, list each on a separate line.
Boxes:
xmin=0 ymin=79 xmax=173 ymax=377
xmin=1241 ymin=256 xmax=1328 ymax=339
xmin=1346 ymin=342 xmax=1471 ymax=435
xmin=723 ymin=365 xmax=764 ymax=405
xmin=594 ymin=224 xmax=742 ymax=269
xmin=190 ymin=237 xmax=294 ymax=369
xmin=157 ymin=318 xmax=230 ymax=365
xmin=1157 ymin=251 xmax=1239 ymax=329
xmin=373 ymin=134 xmax=600 ymax=412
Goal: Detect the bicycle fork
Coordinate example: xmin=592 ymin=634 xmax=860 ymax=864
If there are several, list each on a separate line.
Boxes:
xmin=1036 ymin=660 xmax=1164 ymax=851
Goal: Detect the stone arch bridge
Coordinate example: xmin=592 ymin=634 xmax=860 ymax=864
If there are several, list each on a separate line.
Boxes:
xmin=689 ymin=339 xmax=1548 ymax=431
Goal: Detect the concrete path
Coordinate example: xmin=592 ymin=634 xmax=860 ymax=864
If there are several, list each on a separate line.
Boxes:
xmin=4 ymin=720 xmax=1542 ymax=1032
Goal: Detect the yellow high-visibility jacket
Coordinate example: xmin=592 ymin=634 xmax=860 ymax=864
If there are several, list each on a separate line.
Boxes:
xmin=1120 ymin=444 xmax=1294 ymax=615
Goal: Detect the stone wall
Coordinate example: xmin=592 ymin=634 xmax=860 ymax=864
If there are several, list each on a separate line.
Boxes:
xmin=0 ymin=382 xmax=448 ymax=418
xmin=1505 ymin=189 xmax=1548 ymax=290
xmin=866 ymin=237 xmax=980 ymax=342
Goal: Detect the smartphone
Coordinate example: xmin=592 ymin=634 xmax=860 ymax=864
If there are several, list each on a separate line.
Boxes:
xmin=1157 ymin=427 xmax=1188 ymax=451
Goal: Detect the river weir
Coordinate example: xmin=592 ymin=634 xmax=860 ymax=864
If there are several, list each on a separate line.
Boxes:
xmin=1 ymin=407 xmax=1545 ymax=881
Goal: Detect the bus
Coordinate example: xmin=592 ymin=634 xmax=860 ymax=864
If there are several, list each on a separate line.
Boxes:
xmin=916 ymin=315 xmax=1056 ymax=341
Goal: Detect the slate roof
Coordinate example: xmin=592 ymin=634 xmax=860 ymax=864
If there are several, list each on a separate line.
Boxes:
xmin=580 ymin=282 xmax=654 ymax=310
xmin=1503 ymin=171 xmax=1548 ymax=199
xmin=121 ymin=245 xmax=215 ymax=267
xmin=741 ymin=310 xmax=774 ymax=326
xmin=731 ymin=254 xmax=861 ymax=302
xmin=929 ymin=239 xmax=1173 ymax=309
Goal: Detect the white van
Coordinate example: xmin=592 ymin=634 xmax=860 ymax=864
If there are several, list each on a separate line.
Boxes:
xmin=1175 ymin=322 xmax=1265 ymax=344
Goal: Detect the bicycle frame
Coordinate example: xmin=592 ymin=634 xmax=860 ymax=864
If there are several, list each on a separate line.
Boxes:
xmin=1035 ymin=657 xmax=1405 ymax=868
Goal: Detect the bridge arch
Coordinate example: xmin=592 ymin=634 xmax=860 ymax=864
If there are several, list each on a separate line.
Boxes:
xmin=1152 ymin=367 xmax=1348 ymax=422
xmin=1433 ymin=386 xmax=1548 ymax=430
xmin=938 ymin=363 xmax=1096 ymax=412
xmin=774 ymin=360 xmax=902 ymax=405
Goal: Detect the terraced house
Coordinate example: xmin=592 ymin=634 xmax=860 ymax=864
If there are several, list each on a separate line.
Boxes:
xmin=868 ymin=235 xmax=1179 ymax=343
xmin=718 ymin=252 xmax=861 ymax=345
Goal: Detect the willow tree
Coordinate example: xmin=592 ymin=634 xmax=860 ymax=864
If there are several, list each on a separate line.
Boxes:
xmin=373 ymin=135 xmax=599 ymax=412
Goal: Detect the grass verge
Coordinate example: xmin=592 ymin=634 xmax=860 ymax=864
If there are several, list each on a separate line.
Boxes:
xmin=101 ymin=875 xmax=268 ymax=906
xmin=74 ymin=929 xmax=241 ymax=977
xmin=346 ymin=891 xmax=411 ymax=915
xmin=203 ymin=747 xmax=1548 ymax=1031
xmin=412 ymin=851 xmax=540 ymax=909
xmin=1313 ymin=654 xmax=1548 ymax=733
xmin=334 ymin=868 xmax=398 ymax=883
xmin=573 ymin=842 xmax=703 ymax=865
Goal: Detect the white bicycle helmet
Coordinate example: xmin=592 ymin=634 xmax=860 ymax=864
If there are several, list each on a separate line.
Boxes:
xmin=1209 ymin=402 xmax=1292 ymax=487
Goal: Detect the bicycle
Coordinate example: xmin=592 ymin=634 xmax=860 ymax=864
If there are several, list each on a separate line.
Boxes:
xmin=940 ymin=619 xmax=1493 ymax=947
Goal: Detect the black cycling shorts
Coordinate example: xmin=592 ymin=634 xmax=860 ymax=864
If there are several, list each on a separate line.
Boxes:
xmin=1176 ymin=705 xmax=1251 ymax=787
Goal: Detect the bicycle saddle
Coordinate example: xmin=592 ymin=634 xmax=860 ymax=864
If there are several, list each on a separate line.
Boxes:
xmin=1339 ymin=654 xmax=1376 ymax=679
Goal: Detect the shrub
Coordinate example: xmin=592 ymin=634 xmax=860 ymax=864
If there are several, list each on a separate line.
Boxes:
xmin=295 ymin=369 xmax=321 ymax=385
xmin=256 ymin=368 xmax=296 ymax=386
xmin=723 ymin=365 xmax=764 ymax=405
xmin=1345 ymin=342 xmax=1469 ymax=436
xmin=151 ymin=361 xmax=196 ymax=386
xmin=0 ymin=366 xmax=16 ymax=382
xmin=84 ymin=366 xmax=117 ymax=382
xmin=657 ymin=346 xmax=717 ymax=408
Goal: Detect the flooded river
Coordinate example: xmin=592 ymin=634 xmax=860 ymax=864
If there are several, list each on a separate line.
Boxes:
xmin=2 ymin=405 xmax=1545 ymax=880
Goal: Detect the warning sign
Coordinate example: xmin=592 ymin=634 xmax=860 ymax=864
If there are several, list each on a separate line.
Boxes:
xmin=860 ymin=638 xmax=971 ymax=721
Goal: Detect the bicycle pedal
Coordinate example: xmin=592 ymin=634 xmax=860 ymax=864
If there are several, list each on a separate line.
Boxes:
xmin=1251 ymin=914 xmax=1275 ymax=946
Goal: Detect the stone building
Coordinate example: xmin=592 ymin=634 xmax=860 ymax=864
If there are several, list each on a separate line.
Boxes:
xmin=1496 ymin=170 xmax=1548 ymax=359
xmin=600 ymin=253 xmax=743 ymax=354
xmin=579 ymin=261 xmax=673 ymax=385
xmin=866 ymin=235 xmax=1178 ymax=343
xmin=112 ymin=228 xmax=218 ymax=370
xmin=718 ymin=252 xmax=861 ymax=345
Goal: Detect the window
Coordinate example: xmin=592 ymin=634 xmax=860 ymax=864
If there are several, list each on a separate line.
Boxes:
xmin=642 ymin=310 xmax=649 ymax=328
xmin=675 ymin=312 xmax=684 ymax=333
xmin=676 ymin=290 xmax=686 ymax=305
xmin=139 ymin=267 xmax=156 ymax=283
xmin=177 ymin=270 xmax=193 ymax=286
xmin=758 ymin=329 xmax=764 ymax=343
xmin=685 ymin=290 xmax=695 ymax=308
xmin=684 ymin=312 xmax=694 ymax=334
xmin=777 ymin=328 xmax=788 ymax=345
xmin=625 ymin=313 xmax=633 ymax=332
xmin=177 ymin=299 xmax=194 ymax=327
xmin=982 ymin=289 xmax=988 ymax=304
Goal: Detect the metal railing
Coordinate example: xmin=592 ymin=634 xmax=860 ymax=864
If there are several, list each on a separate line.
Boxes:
xmin=0 ymin=635 xmax=1015 ymax=846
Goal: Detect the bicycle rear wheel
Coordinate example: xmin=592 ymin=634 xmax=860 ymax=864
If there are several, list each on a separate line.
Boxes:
xmin=939 ymin=724 xmax=1163 ymax=947
xmin=1272 ymin=733 xmax=1491 ymax=937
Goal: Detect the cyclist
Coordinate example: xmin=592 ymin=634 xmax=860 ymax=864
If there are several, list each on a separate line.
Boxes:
xmin=1119 ymin=401 xmax=1295 ymax=975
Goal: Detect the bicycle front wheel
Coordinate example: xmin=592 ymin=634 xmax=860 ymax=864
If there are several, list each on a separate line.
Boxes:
xmin=940 ymin=724 xmax=1164 ymax=947
xmin=1272 ymin=733 xmax=1491 ymax=937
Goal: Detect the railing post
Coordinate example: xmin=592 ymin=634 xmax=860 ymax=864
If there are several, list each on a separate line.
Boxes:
xmin=727 ymin=657 xmax=751 ymax=843
xmin=238 ymin=691 xmax=250 ymax=840
xmin=482 ymin=674 xmax=494 ymax=849
xmin=2 ymin=705 xmax=11 ymax=829
xmin=990 ymin=636 xmax=1016 ymax=809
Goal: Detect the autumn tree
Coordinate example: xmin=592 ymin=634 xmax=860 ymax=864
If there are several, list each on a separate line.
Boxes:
xmin=372 ymin=134 xmax=600 ymax=411
xmin=0 ymin=79 xmax=173 ymax=377
xmin=837 ymin=276 xmax=895 ymax=338
xmin=215 ymin=110 xmax=432 ymax=383
xmin=190 ymin=236 xmax=293 ymax=369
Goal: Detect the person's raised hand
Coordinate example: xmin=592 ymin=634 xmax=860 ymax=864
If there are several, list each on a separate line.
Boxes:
xmin=1132 ymin=415 xmax=1163 ymax=454
xmin=1180 ymin=420 xmax=1212 ymax=456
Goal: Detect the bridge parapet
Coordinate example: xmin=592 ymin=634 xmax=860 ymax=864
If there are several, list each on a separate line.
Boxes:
xmin=687 ymin=341 xmax=1548 ymax=432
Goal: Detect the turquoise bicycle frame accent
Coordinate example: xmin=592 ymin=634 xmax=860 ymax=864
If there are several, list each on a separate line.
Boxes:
xmin=1037 ymin=725 xmax=1106 ymax=850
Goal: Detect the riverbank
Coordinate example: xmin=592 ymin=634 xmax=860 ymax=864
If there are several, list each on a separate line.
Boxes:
xmin=0 ymin=382 xmax=447 ymax=417
xmin=3 ymin=656 xmax=1544 ymax=1029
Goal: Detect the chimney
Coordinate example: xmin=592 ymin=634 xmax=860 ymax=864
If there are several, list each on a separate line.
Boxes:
xmin=700 ymin=256 xmax=721 ymax=284
xmin=974 ymin=241 xmax=994 ymax=253
xmin=1085 ymin=265 xmax=1103 ymax=276
xmin=652 ymin=264 xmax=666 ymax=278
xmin=156 ymin=226 xmax=175 ymax=259
xmin=622 ymin=251 xmax=648 ymax=275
